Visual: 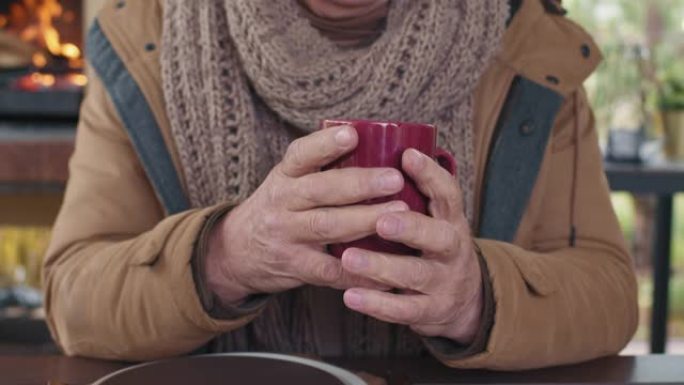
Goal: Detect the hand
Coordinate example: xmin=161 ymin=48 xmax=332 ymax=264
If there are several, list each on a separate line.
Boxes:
xmin=205 ymin=125 xmax=408 ymax=305
xmin=340 ymin=149 xmax=483 ymax=344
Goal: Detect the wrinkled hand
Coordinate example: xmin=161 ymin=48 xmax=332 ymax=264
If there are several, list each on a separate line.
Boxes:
xmin=341 ymin=149 xmax=483 ymax=344
xmin=205 ymin=125 xmax=408 ymax=305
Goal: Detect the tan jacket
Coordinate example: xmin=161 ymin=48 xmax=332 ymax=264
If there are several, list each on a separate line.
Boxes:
xmin=43 ymin=0 xmax=638 ymax=370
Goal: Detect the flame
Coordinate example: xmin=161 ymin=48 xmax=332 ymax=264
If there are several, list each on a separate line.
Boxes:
xmin=2 ymin=0 xmax=87 ymax=91
xmin=32 ymin=52 xmax=47 ymax=68
xmin=30 ymin=72 xmax=56 ymax=88
xmin=2 ymin=0 xmax=83 ymax=69
xmin=16 ymin=71 xmax=86 ymax=91
xmin=60 ymin=42 xmax=80 ymax=59
xmin=67 ymin=73 xmax=87 ymax=87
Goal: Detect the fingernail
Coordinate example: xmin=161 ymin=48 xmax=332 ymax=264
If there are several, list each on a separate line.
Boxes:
xmin=345 ymin=251 xmax=368 ymax=271
xmin=377 ymin=170 xmax=403 ymax=191
xmin=334 ymin=127 xmax=354 ymax=146
xmin=379 ymin=215 xmax=401 ymax=236
xmin=384 ymin=201 xmax=409 ymax=213
xmin=345 ymin=290 xmax=363 ymax=308
xmin=408 ymin=149 xmax=426 ymax=170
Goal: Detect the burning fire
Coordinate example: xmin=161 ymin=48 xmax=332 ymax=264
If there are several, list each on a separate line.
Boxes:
xmin=21 ymin=0 xmax=81 ymax=63
xmin=1 ymin=0 xmax=86 ymax=91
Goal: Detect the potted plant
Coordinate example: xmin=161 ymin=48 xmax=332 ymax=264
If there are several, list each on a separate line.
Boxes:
xmin=661 ymin=71 xmax=684 ymax=161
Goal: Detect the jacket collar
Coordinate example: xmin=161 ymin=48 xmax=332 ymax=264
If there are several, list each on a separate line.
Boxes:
xmin=498 ymin=0 xmax=602 ymax=96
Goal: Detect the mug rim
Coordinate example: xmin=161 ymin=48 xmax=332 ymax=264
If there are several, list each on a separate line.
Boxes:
xmin=321 ymin=118 xmax=436 ymax=130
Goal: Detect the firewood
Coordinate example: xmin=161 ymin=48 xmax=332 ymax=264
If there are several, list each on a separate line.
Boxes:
xmin=0 ymin=30 xmax=35 ymax=69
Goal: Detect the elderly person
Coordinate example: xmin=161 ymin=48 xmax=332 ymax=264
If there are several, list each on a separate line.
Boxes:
xmin=43 ymin=0 xmax=638 ymax=370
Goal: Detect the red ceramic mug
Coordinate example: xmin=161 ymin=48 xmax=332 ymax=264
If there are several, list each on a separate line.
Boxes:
xmin=322 ymin=119 xmax=457 ymax=257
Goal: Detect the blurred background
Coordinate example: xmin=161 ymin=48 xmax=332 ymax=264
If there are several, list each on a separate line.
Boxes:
xmin=1 ymin=0 xmax=684 ymax=355
xmin=564 ymin=0 xmax=684 ymax=354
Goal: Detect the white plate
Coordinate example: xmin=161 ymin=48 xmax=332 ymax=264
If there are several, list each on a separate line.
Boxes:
xmin=92 ymin=352 xmax=366 ymax=385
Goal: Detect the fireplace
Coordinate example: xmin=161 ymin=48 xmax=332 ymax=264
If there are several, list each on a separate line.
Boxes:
xmin=0 ymin=0 xmax=86 ymax=119
xmin=0 ymin=1 xmax=101 ymax=353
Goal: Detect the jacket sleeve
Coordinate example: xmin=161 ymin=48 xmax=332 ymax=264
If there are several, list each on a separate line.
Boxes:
xmin=428 ymin=90 xmax=638 ymax=370
xmin=42 ymin=75 xmax=260 ymax=361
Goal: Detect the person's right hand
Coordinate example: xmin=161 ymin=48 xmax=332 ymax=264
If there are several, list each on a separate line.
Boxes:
xmin=204 ymin=124 xmax=408 ymax=305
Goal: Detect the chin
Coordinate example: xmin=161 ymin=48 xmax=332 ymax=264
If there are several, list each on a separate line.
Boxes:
xmin=305 ymin=0 xmax=388 ymax=19
xmin=326 ymin=0 xmax=384 ymax=5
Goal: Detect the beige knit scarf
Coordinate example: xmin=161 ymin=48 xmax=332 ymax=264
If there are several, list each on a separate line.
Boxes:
xmin=162 ymin=0 xmax=507 ymax=357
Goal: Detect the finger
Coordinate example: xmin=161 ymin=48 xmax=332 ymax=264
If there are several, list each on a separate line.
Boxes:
xmin=343 ymin=288 xmax=430 ymax=325
xmin=279 ymin=125 xmax=358 ymax=178
xmin=402 ymin=149 xmax=462 ymax=221
xmin=376 ymin=211 xmax=461 ymax=257
xmin=294 ymin=250 xmax=389 ymax=291
xmin=291 ymin=201 xmax=409 ymax=243
xmin=341 ymin=248 xmax=436 ymax=292
xmin=289 ymin=167 xmax=404 ymax=210
xmin=409 ymin=323 xmax=447 ymax=337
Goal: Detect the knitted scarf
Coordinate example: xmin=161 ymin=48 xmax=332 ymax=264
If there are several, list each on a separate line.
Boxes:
xmin=162 ymin=0 xmax=508 ymax=357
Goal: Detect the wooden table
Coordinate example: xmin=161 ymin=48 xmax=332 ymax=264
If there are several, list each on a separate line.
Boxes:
xmin=1 ymin=355 xmax=683 ymax=385
xmin=605 ymin=162 xmax=684 ymax=354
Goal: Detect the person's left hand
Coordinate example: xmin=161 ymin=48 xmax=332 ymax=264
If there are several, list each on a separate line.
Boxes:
xmin=341 ymin=148 xmax=483 ymax=344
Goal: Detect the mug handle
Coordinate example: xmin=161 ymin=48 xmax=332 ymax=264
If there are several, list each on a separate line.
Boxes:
xmin=435 ymin=148 xmax=457 ymax=176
